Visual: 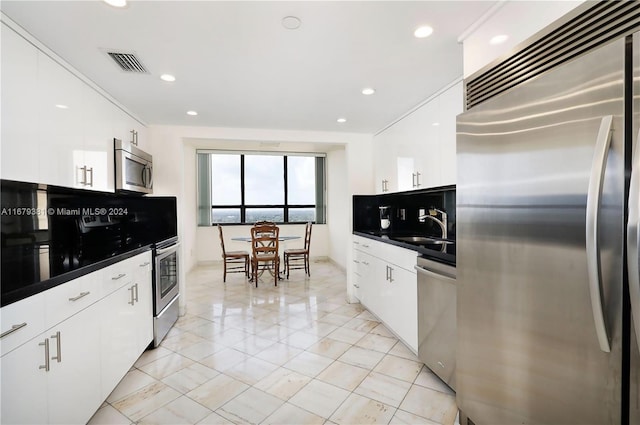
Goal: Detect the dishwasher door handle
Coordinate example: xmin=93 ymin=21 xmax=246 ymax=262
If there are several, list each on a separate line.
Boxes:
xmin=414 ymin=265 xmax=456 ymax=283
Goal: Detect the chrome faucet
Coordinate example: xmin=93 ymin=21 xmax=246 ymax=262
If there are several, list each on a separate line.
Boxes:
xmin=418 ymin=208 xmax=448 ymax=239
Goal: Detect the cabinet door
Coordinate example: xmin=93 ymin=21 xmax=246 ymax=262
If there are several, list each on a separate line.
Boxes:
xmin=1 ymin=24 xmax=40 ymax=183
xmin=113 ymin=109 xmax=147 ymax=150
xmin=99 ymin=283 xmax=140 ymax=399
xmin=385 ymin=266 xmax=418 ymax=351
xmin=373 ymin=131 xmax=397 ymax=194
xmin=37 ymin=52 xmax=84 ymax=189
xmin=0 ymin=336 xmax=49 ymax=424
xmin=132 ymin=255 xmax=153 ymax=354
xmin=47 ymin=304 xmax=102 ymax=425
xmin=82 ymin=85 xmax=115 ymax=192
xmin=414 ymin=96 xmax=442 ymax=189
xmin=438 ymin=82 xmax=463 ymax=185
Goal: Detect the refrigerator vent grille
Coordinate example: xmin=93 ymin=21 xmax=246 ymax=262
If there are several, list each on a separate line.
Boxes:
xmin=106 ymin=51 xmax=149 ymax=73
xmin=466 ymin=1 xmax=640 ymax=110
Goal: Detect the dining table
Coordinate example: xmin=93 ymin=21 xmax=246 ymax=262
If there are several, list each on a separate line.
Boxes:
xmin=231 ymin=235 xmax=301 ymax=280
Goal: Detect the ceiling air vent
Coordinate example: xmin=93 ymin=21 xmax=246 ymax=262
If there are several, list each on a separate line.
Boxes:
xmin=106 ymin=51 xmax=149 ymax=73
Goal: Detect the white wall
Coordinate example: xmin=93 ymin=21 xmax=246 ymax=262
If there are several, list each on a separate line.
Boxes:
xmin=148 ymin=124 xmax=373 ymax=309
xmin=461 ymin=0 xmax=585 ymax=78
xmin=327 ymin=148 xmax=348 ymax=270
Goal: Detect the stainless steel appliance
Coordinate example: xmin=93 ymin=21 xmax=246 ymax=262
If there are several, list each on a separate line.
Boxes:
xmin=114 ymin=138 xmax=153 ymax=194
xmin=456 ymin=3 xmax=639 ymax=424
xmin=415 ymin=256 xmax=456 ymax=390
xmin=152 ymin=239 xmax=179 ymax=347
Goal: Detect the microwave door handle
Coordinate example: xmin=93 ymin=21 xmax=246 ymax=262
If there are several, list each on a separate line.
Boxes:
xmin=146 ymin=166 xmax=153 ymax=189
xmin=628 ymin=128 xmax=640 ymax=354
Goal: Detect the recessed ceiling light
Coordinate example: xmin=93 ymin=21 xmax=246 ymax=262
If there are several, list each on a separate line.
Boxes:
xmin=55 ymin=104 xmax=69 ymax=109
xmin=104 ymin=0 xmax=127 ymax=8
xmin=160 ymin=74 xmax=176 ymax=82
xmin=337 ymin=118 xmax=347 ymax=123
xmin=187 ymin=111 xmax=198 ymax=116
xmin=432 ymin=122 xmax=440 ymax=126
xmin=362 ymin=88 xmax=376 ymax=96
xmin=282 ymin=16 xmax=301 ymax=30
xmin=490 ymin=34 xmax=509 ymax=45
xmin=414 ymin=25 xmax=434 ymax=39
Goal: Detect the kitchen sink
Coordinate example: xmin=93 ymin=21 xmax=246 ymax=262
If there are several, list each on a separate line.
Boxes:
xmin=392 ymin=236 xmax=454 ymax=245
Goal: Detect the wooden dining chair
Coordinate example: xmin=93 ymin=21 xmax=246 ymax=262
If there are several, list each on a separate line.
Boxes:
xmin=284 ymin=222 xmax=312 ymax=279
xmin=250 ymin=224 xmax=280 ymax=287
xmin=217 ymin=224 xmax=249 ymax=282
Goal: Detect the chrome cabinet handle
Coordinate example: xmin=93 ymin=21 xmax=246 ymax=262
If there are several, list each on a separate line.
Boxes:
xmin=130 ymin=129 xmax=138 ymax=145
xmin=353 ymin=284 xmax=360 ymax=288
xmin=134 ymin=283 xmax=139 ymax=303
xmin=68 ymin=291 xmax=90 ymax=302
xmin=0 ymin=322 xmax=27 ymax=339
xmin=139 ymin=261 xmax=150 ymax=267
xmin=128 ymin=286 xmax=135 ymax=306
xmin=628 ymin=128 xmax=640 ymax=354
xmin=39 ymin=339 xmax=50 ymax=371
xmin=112 ymin=273 xmax=126 ymax=281
xmin=388 ymin=266 xmax=394 ymax=283
xmin=50 ymin=331 xmax=61 ymax=363
xmin=76 ymin=166 xmax=87 ymax=185
xmin=416 ymin=172 xmax=421 ymax=187
xmin=362 ymin=244 xmax=369 ymax=249
xmin=586 ymin=115 xmax=613 ymax=353
xmin=412 ymin=173 xmax=416 ymax=188
xmin=86 ymin=167 xmax=93 ymax=187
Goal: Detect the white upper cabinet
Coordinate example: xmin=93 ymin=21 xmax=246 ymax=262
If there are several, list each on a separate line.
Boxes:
xmin=438 ymin=81 xmax=463 ymax=186
xmin=1 ymin=23 xmax=39 ymax=183
xmin=82 ymin=85 xmax=116 ymax=192
xmin=37 ymin=52 xmax=84 ymax=189
xmin=1 ymin=23 xmax=145 ymax=191
xmin=373 ymin=129 xmax=397 ymax=194
xmin=373 ymin=81 xmax=463 ymax=192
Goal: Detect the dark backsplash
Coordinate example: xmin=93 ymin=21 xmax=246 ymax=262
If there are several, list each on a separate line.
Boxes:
xmin=1 ymin=179 xmax=177 ymax=306
xmin=353 ymin=185 xmax=456 ymax=239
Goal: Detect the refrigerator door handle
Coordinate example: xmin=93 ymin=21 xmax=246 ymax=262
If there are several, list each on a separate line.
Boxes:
xmin=586 ymin=115 xmax=613 ymax=353
xmin=628 ymin=129 xmax=640 ymax=354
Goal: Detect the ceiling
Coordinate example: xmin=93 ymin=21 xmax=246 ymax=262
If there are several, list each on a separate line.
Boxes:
xmin=1 ymin=1 xmax=496 ymax=134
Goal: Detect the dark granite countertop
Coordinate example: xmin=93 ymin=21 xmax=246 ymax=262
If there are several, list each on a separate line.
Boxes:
xmin=353 ymin=230 xmax=456 ymax=266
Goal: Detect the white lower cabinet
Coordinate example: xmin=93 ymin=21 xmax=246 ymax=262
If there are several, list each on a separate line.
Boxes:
xmin=100 ymin=258 xmax=153 ymax=400
xmin=47 ymin=304 xmax=102 ymax=424
xmin=0 ymin=333 xmax=49 ymax=424
xmin=353 ymin=236 xmax=418 ymax=352
xmin=0 ymin=251 xmax=153 ymax=424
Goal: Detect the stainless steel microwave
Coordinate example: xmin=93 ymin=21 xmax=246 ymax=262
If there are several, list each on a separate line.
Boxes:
xmin=114 ymin=138 xmax=153 ymax=194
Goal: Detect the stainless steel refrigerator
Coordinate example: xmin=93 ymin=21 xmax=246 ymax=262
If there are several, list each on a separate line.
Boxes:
xmin=456 ymin=8 xmax=640 ymax=425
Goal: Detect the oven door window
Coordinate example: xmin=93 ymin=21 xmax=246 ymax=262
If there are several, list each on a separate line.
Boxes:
xmin=159 ymin=252 xmax=178 ymax=298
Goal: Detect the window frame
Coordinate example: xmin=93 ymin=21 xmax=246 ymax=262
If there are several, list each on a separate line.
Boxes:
xmin=197 ymin=150 xmax=326 ymax=225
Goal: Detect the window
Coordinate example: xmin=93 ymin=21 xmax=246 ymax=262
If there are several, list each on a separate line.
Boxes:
xmin=197 ymin=151 xmax=326 ymax=225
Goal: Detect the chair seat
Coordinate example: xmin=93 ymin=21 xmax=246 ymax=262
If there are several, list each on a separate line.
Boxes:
xmin=225 ymin=250 xmax=249 ymax=258
xmin=284 ymin=248 xmax=308 ymax=255
xmin=254 ymin=253 xmax=278 ymax=261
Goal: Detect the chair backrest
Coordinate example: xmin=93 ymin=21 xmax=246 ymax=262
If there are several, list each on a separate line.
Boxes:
xmin=254 ymin=221 xmax=276 ymax=227
xmin=250 ymin=224 xmax=279 ymax=258
xmin=304 ymin=222 xmax=313 ymax=250
xmin=217 ymin=224 xmax=227 ymax=257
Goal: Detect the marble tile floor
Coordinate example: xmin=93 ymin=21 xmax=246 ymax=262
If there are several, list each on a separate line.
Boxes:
xmin=88 ymin=260 xmax=457 ymax=425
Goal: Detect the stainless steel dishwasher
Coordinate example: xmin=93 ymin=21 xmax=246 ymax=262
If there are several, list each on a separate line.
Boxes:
xmin=415 ymin=256 xmax=457 ymax=391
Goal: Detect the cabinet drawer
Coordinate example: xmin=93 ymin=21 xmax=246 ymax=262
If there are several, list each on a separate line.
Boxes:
xmin=45 ymin=272 xmax=100 ymax=330
xmin=381 ymin=243 xmax=418 ymax=273
xmin=100 ymin=256 xmax=136 ymax=297
xmin=353 ymin=235 xmax=381 ymax=257
xmin=0 ymin=292 xmax=46 ymax=356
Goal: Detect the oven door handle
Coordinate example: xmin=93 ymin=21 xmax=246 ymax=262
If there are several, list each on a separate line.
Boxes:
xmin=156 ymin=243 xmax=180 ymax=256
